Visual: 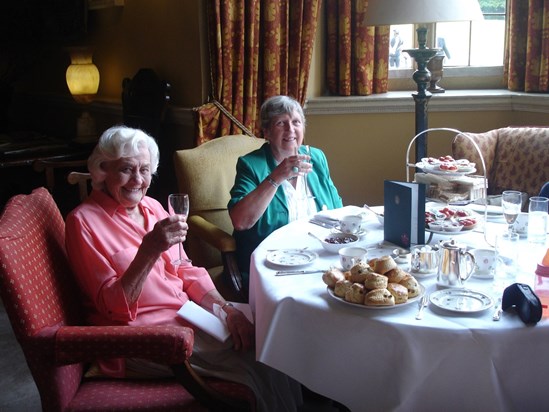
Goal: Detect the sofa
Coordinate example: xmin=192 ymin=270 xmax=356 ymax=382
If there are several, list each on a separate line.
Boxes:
xmin=452 ymin=127 xmax=549 ymax=199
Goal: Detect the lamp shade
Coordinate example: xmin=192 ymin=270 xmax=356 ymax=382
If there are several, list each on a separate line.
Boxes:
xmin=364 ymin=0 xmax=484 ymax=26
xmin=66 ymin=48 xmax=100 ymax=104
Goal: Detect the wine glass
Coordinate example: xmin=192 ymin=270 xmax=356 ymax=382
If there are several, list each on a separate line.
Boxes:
xmin=501 ymin=190 xmax=522 ymax=236
xmin=168 ymin=193 xmax=191 ymax=265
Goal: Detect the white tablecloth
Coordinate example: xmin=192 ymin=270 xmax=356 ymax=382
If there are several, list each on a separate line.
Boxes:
xmin=249 ymin=207 xmax=549 ymax=412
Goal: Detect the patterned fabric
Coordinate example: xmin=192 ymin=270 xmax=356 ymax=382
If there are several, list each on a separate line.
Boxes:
xmin=325 ymin=0 xmax=389 ymax=96
xmin=0 ymin=188 xmax=255 ymax=411
xmin=452 ymin=130 xmax=499 ymax=179
xmin=505 ymin=0 xmax=549 ymax=92
xmin=195 ymin=0 xmax=321 ymax=144
xmin=452 ymin=128 xmax=549 ymax=198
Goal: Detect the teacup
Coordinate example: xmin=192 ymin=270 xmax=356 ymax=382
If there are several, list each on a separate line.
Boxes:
xmin=470 ymin=248 xmax=496 ymax=278
xmin=339 ymin=215 xmax=363 ymax=234
xmin=338 ymin=247 xmax=368 ymax=271
xmin=514 ymin=212 xmax=529 ymax=235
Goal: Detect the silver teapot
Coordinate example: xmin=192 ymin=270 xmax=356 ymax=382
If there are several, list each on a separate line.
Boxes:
xmin=436 ymin=239 xmax=475 ymax=288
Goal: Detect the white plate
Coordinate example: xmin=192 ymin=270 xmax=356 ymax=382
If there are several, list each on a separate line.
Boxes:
xmin=331 ymin=226 xmax=368 ymax=238
xmin=326 ymin=284 xmax=425 ymax=310
xmin=416 ymin=162 xmax=476 ymax=175
xmin=429 ymin=289 xmax=493 ymax=313
xmin=426 ymin=228 xmax=469 ymax=236
xmin=266 ymin=249 xmax=318 ymax=268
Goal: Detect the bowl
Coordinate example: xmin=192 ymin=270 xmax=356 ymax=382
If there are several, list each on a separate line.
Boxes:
xmin=442 ymin=222 xmax=463 ymax=233
xmin=316 ymin=232 xmax=359 ymax=253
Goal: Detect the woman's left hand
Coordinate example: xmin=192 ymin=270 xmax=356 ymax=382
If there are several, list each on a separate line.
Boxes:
xmin=225 ymin=307 xmax=255 ymax=352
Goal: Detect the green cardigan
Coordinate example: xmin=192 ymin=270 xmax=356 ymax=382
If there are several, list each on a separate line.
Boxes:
xmin=228 ymin=143 xmax=343 ymax=287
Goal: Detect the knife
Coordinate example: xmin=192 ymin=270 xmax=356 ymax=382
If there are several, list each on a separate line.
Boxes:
xmin=275 ymin=269 xmax=325 ymax=276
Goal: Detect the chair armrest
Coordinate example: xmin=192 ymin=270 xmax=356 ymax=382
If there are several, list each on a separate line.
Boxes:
xmin=188 ymin=215 xmax=236 ymax=253
xmin=54 ymin=325 xmax=194 ymax=365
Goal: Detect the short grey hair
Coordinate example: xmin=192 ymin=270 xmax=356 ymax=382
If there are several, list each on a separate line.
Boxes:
xmin=87 ymin=125 xmax=160 ymax=190
xmin=260 ymin=95 xmax=306 ymax=131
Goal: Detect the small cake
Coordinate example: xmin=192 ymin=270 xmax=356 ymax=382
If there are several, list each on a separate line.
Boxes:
xmin=364 ymin=288 xmax=395 ymax=306
xmin=387 ymin=282 xmax=409 ymax=304
xmin=345 ymin=282 xmax=366 ymax=304
xmin=349 ymin=261 xmax=372 ymax=283
xmin=385 ymin=267 xmax=408 ymax=283
xmin=399 ymin=274 xmax=420 ymax=298
xmin=334 ymin=279 xmax=353 ymax=298
xmin=373 ymin=255 xmax=397 ymax=275
xmin=364 ymin=272 xmax=388 ymax=290
xmin=322 ymin=268 xmax=346 ymax=289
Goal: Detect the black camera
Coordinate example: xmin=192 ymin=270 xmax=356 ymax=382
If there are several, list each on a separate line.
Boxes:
xmin=502 ymin=283 xmax=542 ymax=325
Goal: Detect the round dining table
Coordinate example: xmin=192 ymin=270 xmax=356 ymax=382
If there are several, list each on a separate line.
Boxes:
xmin=249 ymin=206 xmax=549 ymax=412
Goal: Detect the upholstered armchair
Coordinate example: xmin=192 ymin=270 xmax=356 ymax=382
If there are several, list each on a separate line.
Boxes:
xmin=452 ymin=127 xmax=549 ymax=199
xmin=173 ymin=135 xmax=265 ymax=302
xmin=0 ymin=188 xmax=254 ymax=411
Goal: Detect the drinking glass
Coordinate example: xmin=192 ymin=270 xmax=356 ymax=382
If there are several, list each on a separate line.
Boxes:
xmin=168 ymin=193 xmax=191 ymax=265
xmin=527 ymin=196 xmax=548 ymax=244
xmin=493 ymin=231 xmax=520 ymax=296
xmin=501 ymin=190 xmax=522 ymax=235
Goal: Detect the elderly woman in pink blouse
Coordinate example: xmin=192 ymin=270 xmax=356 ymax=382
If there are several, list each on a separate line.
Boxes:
xmin=65 ymin=125 xmax=302 ymax=412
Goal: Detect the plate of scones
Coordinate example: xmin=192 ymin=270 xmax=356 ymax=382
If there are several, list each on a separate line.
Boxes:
xmin=322 ymin=255 xmax=425 ymax=309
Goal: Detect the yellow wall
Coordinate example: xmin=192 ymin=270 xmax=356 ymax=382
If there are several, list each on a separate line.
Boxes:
xmin=305 ymin=110 xmax=549 ymax=207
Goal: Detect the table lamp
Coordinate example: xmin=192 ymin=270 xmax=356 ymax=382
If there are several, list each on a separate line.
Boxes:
xmin=66 ymin=47 xmax=100 ymax=142
xmin=364 ymin=0 xmax=483 ymax=162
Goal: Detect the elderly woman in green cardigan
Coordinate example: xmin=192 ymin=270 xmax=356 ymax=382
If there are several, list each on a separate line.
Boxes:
xmin=228 ymin=95 xmax=342 ymax=290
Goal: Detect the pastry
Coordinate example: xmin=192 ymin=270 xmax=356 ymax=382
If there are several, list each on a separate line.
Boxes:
xmin=373 ymin=255 xmax=397 ymax=275
xmin=364 ymin=288 xmax=395 ymax=306
xmin=387 ymin=282 xmax=408 ymax=304
xmin=385 ymin=267 xmax=407 ymax=283
xmin=349 ymin=262 xmax=372 ymax=283
xmin=322 ymin=268 xmax=346 ymax=289
xmin=399 ymin=274 xmax=420 ymax=298
xmin=364 ymin=272 xmax=388 ymax=290
xmin=334 ymin=279 xmax=353 ymax=298
xmin=345 ymin=282 xmax=366 ymax=304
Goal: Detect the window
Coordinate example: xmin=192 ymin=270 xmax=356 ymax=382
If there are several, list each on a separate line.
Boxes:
xmin=389 ymin=0 xmax=507 ymax=71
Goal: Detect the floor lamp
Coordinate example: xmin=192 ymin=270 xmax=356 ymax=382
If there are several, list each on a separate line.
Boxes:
xmin=364 ymin=0 xmax=483 ymax=162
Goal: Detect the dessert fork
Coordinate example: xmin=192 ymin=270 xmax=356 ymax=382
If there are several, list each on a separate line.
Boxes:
xmin=415 ymin=294 xmax=429 ymax=320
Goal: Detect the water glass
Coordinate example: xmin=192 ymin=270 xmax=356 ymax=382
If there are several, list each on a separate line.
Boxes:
xmin=493 ymin=232 xmax=520 ymax=295
xmin=527 ymin=196 xmax=548 ymax=244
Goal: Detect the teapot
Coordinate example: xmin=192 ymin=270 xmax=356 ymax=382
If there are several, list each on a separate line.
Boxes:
xmin=437 ymin=239 xmax=476 ymax=288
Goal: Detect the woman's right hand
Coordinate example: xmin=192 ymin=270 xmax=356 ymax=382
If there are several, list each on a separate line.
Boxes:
xmin=143 ymin=215 xmax=188 ymax=255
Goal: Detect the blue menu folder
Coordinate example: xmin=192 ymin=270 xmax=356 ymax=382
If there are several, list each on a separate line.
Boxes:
xmin=383 ymin=180 xmax=426 ymax=248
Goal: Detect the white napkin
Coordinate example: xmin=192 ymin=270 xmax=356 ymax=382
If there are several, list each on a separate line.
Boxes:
xmin=314 ymin=205 xmax=367 ymax=224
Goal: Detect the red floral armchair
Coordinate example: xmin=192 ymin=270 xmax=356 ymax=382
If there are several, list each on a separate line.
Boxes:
xmin=0 ymin=188 xmax=254 ymax=412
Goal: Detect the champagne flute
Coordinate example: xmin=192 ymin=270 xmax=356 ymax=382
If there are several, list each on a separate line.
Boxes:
xmin=168 ymin=193 xmax=191 ymax=265
xmin=501 ymin=190 xmax=522 ymax=236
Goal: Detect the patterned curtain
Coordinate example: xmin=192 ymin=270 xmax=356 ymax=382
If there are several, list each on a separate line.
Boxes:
xmin=326 ymin=0 xmax=389 ymax=96
xmin=195 ymin=0 xmax=321 ymax=145
xmin=505 ymin=0 xmax=549 ymax=92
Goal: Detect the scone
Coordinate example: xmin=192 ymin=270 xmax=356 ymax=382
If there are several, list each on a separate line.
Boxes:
xmin=334 ymin=279 xmax=353 ymax=298
xmin=385 ymin=267 xmax=408 ymax=283
xmin=345 ymin=282 xmax=366 ymax=304
xmin=399 ymin=274 xmax=420 ymax=298
xmin=349 ymin=262 xmax=372 ymax=283
xmin=364 ymin=288 xmax=395 ymax=306
xmin=373 ymin=255 xmax=397 ymax=275
xmin=387 ymin=282 xmax=408 ymax=304
xmin=322 ymin=268 xmax=346 ymax=289
xmin=364 ymin=272 xmax=388 ymax=290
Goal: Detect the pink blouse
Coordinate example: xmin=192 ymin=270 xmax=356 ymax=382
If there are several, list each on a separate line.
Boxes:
xmin=65 ymin=190 xmax=215 ymax=376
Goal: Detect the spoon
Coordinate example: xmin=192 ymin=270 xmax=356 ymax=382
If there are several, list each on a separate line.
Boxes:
xmin=308 ymin=232 xmax=327 ymax=244
xmin=363 ymin=204 xmax=384 ymax=217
